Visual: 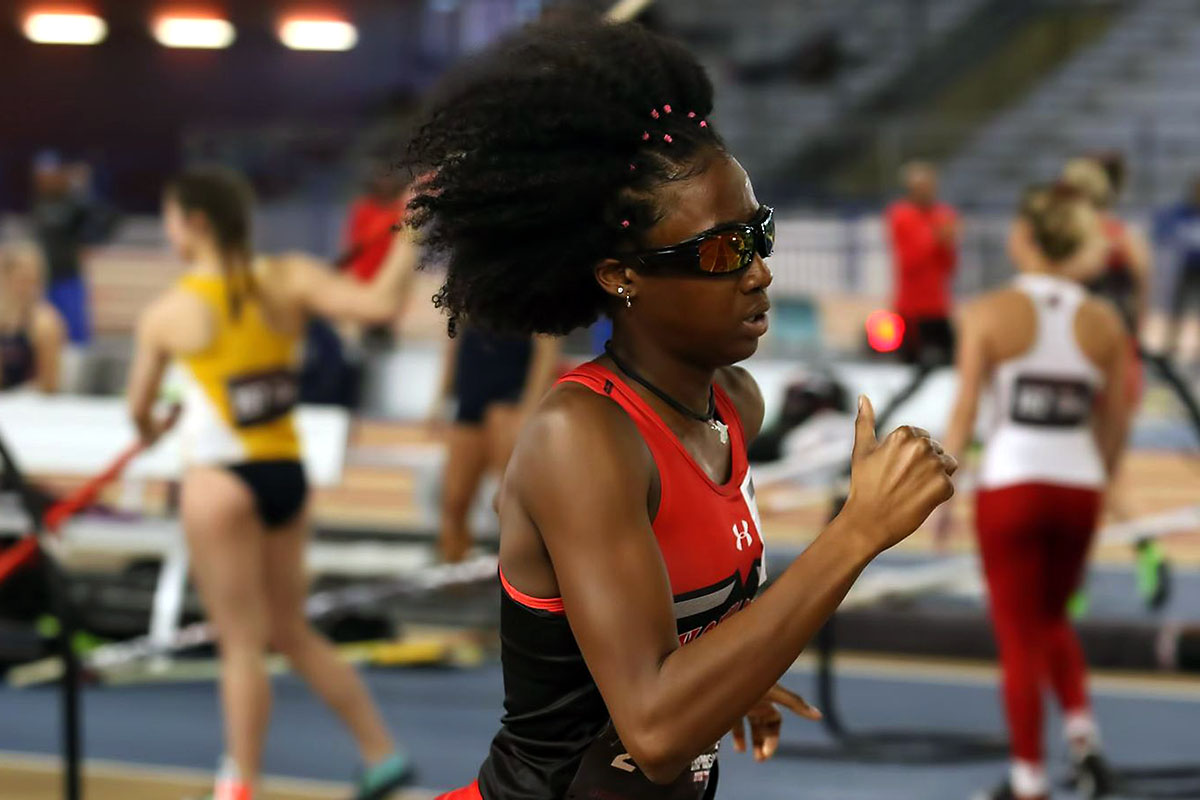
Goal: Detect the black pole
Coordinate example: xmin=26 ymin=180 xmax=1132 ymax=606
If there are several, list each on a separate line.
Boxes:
xmin=812 ymin=358 xmax=937 ymax=746
xmin=45 ymin=557 xmax=82 ymax=800
xmin=817 ymin=492 xmax=850 ymax=742
xmin=1139 ymin=349 xmax=1200 ymax=447
xmin=0 ymin=434 xmax=82 ymax=800
xmin=875 ymin=362 xmax=935 ymax=433
xmin=815 ymin=617 xmax=847 ymax=740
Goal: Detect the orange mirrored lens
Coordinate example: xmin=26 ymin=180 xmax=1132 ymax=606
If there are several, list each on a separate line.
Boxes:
xmin=698 ymin=230 xmax=753 ymax=273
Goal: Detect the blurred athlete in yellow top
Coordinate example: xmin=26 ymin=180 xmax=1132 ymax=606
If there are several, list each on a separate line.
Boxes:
xmin=127 ymin=167 xmax=417 ymax=800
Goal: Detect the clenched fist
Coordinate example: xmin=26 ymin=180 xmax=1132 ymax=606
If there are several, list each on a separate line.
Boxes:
xmin=841 ymin=395 xmax=957 ymax=556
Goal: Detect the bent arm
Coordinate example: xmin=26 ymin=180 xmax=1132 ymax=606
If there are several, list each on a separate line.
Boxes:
xmin=942 ymin=306 xmax=988 ymax=460
xmin=1125 ymin=227 xmax=1153 ymax=330
xmin=127 ymin=305 xmax=172 ymax=443
xmin=518 ymin=400 xmax=874 ymax=784
xmin=1093 ymin=307 xmax=1131 ymax=476
xmin=288 ymin=228 xmax=419 ymax=325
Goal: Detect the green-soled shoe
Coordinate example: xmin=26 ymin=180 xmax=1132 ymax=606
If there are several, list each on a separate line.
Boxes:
xmin=351 ymin=751 xmax=415 ymax=800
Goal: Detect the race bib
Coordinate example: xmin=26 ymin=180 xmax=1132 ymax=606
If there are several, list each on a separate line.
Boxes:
xmin=1010 ymin=375 xmax=1093 ymax=427
xmin=227 ymin=369 xmax=298 ymax=427
xmin=566 ymin=722 xmax=717 ymax=800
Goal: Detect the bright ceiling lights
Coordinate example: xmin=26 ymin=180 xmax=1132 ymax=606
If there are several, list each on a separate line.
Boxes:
xmin=278 ymin=19 xmax=357 ymax=51
xmin=153 ymin=16 xmax=236 ymax=49
xmin=23 ymin=12 xmax=108 ymax=45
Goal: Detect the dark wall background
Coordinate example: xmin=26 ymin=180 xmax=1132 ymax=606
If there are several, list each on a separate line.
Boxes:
xmin=0 ymin=0 xmax=441 ymax=211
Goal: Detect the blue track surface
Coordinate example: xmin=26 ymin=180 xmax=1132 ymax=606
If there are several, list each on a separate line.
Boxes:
xmin=3 ymin=661 xmax=1197 ymax=799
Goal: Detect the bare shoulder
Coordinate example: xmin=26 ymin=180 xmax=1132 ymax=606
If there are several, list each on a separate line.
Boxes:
xmin=957 ymin=289 xmax=1006 ymax=331
xmin=510 ymin=380 xmax=653 ymax=495
xmin=958 ymin=289 xmax=1034 ymax=363
xmin=140 ymin=287 xmax=211 ymax=352
xmin=31 ymin=302 xmax=66 ymax=342
xmin=256 ymin=252 xmax=310 ymax=298
xmin=715 ymin=365 xmax=765 ymax=440
xmin=1077 ymin=295 xmax=1125 ymax=346
xmin=141 ymin=287 xmax=194 ymax=327
xmin=264 ymin=251 xmax=325 ymax=278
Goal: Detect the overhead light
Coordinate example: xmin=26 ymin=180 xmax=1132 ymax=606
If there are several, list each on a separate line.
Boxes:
xmin=278 ymin=18 xmax=357 ymax=51
xmin=154 ymin=16 xmax=235 ymax=49
xmin=23 ymin=12 xmax=108 ymax=45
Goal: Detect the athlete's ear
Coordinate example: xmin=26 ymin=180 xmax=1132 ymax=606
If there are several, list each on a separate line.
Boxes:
xmin=594 ymin=258 xmax=640 ymax=304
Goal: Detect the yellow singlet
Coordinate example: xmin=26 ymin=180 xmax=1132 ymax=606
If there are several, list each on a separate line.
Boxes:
xmin=174 ymin=272 xmax=301 ymax=465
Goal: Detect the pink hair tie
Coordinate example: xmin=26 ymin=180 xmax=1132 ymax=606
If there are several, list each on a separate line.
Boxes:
xmin=663 ymin=134 xmax=673 ymax=143
xmin=687 ymin=111 xmax=696 ymax=118
xmin=642 ymin=131 xmax=650 ymax=141
xmin=629 ymin=163 xmax=636 ymax=171
xmin=650 ymin=109 xmax=660 ymax=119
xmin=621 ymin=219 xmax=631 ymax=228
xmin=663 ymin=104 xmax=672 ymax=114
xmin=698 ymin=120 xmax=708 ymax=128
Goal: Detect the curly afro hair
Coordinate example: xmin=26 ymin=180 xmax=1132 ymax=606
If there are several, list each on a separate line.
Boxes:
xmin=403 ymin=17 xmax=725 ymax=336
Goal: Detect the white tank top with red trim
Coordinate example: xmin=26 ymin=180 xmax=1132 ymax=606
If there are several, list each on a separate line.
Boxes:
xmin=978 ymin=273 xmax=1106 ymax=491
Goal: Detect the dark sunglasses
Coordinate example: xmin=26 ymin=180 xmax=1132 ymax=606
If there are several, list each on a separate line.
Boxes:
xmin=626 ymin=205 xmax=775 ymax=276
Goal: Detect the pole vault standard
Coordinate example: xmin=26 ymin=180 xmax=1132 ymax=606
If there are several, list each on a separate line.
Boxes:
xmin=0 ymin=409 xmax=175 ymax=800
xmin=0 ymin=432 xmax=86 ymax=800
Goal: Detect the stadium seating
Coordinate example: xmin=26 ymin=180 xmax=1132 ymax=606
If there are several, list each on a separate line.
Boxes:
xmin=944 ymin=0 xmax=1200 ymax=209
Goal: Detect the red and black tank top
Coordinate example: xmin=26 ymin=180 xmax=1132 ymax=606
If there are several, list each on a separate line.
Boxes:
xmin=476 ymin=363 xmax=766 ymax=800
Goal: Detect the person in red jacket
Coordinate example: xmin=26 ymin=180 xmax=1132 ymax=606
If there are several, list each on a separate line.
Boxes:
xmin=342 ymin=163 xmax=408 ymax=283
xmin=886 ymin=161 xmax=959 ymax=366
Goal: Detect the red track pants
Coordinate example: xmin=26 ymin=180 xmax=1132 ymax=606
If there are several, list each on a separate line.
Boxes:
xmin=976 ymin=482 xmax=1100 ymax=762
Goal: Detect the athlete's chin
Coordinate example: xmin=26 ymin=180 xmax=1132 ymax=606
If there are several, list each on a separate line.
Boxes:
xmin=721 ymin=335 xmax=760 ymax=364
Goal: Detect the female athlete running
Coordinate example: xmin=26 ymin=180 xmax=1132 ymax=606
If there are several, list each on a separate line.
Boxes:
xmin=126 ymin=167 xmax=417 ymax=800
xmin=946 ymin=186 xmax=1128 ymax=800
xmin=431 ymin=328 xmax=561 ymax=563
xmin=404 ymin=18 xmax=957 ymax=800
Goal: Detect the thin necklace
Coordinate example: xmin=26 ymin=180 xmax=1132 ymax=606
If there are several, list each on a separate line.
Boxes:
xmin=604 ymin=341 xmax=729 ymax=444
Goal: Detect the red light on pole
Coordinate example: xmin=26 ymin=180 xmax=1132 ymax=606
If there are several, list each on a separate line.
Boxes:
xmin=865 ymin=310 xmax=905 ymax=353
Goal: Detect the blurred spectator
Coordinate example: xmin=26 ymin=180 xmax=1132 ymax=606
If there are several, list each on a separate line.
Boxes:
xmin=341 ymin=162 xmax=408 ymax=283
xmin=1149 ymin=175 xmax=1200 ymax=364
xmin=30 ymin=152 xmax=119 ymax=345
xmin=1060 ymin=156 xmax=1150 ymax=336
xmin=885 ymin=160 xmax=959 ymax=366
xmin=0 ymin=241 xmax=66 ymax=392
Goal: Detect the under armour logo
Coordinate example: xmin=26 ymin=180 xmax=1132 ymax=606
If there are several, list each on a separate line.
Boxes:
xmin=732 ymin=520 xmax=753 ymax=551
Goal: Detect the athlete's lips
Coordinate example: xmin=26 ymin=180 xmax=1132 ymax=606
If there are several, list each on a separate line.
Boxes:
xmin=743 ymin=298 xmax=771 ymax=321
xmin=741 ymin=298 xmax=770 ymax=336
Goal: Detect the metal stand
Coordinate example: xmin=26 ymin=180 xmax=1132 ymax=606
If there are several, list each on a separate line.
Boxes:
xmin=779 ymin=489 xmax=1008 ymax=764
xmin=780 ymin=360 xmax=1008 ymax=763
xmin=0 ymin=434 xmax=82 ymax=800
xmin=1140 ymin=348 xmax=1200 ymax=450
xmin=1101 ymin=765 xmax=1200 ymax=799
xmin=45 ymin=556 xmax=83 ymax=800
xmin=779 ymin=356 xmax=1200 ymax=779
